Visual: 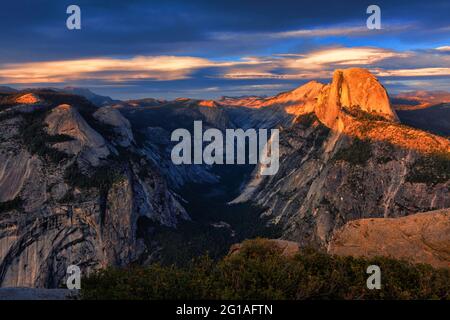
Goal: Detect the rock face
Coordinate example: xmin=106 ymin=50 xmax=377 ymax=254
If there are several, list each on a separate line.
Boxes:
xmin=234 ymin=68 xmax=450 ymax=249
xmin=93 ymin=106 xmax=134 ymax=147
xmin=220 ymin=68 xmax=397 ymax=131
xmin=331 ymin=68 xmax=396 ymax=119
xmin=198 ymin=100 xmax=220 ymax=108
xmin=219 ymin=81 xmax=325 ymax=128
xmin=315 ymin=68 xmax=398 ymax=130
xmin=220 ymin=68 xmax=398 ymax=132
xmin=45 ymin=104 xmax=110 ymax=166
xmin=392 ymin=90 xmax=450 ymax=110
xmin=15 ymin=93 xmax=40 ymax=105
xmin=225 ymin=81 xmax=324 ymax=113
xmin=328 ymin=209 xmax=450 ymax=268
xmin=0 ymin=93 xmax=187 ymax=287
xmin=0 ymin=150 xmax=33 ymax=202
xmin=118 ymin=100 xmax=235 ymax=188
xmin=0 ymin=68 xmax=448 ymax=287
xmin=219 ymin=81 xmax=324 ymax=115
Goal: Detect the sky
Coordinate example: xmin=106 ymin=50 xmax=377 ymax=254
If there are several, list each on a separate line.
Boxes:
xmin=1 ymin=0 xmax=450 ymax=100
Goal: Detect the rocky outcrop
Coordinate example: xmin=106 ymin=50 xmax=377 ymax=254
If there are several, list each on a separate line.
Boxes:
xmin=333 ymin=68 xmax=396 ymax=119
xmin=118 ymin=101 xmax=233 ymax=188
xmin=328 ymin=209 xmax=450 ymax=268
xmin=0 ymin=151 xmax=33 ymax=202
xmin=198 ymin=100 xmax=220 ymax=108
xmin=219 ymin=81 xmax=325 ymax=128
xmin=219 ymin=81 xmax=324 ymax=116
xmin=0 ymin=69 xmax=448 ymax=288
xmin=45 ymin=104 xmax=110 ymax=166
xmin=219 ymin=96 xmax=266 ymax=108
xmin=392 ymin=90 xmax=450 ymax=110
xmin=0 ymin=93 xmax=188 ymax=287
xmin=0 ymin=156 xmax=183 ymax=287
xmin=314 ymin=68 xmax=398 ymax=131
xmin=234 ymin=69 xmax=449 ymax=249
xmin=220 ymin=68 xmax=398 ymax=132
xmin=15 ymin=93 xmax=40 ymax=105
xmin=93 ymin=106 xmax=134 ymax=147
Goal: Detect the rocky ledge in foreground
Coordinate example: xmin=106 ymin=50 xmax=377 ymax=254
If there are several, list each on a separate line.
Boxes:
xmin=328 ymin=208 xmax=450 ymax=269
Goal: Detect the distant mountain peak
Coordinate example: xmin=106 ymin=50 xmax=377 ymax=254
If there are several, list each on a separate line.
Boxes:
xmin=54 ymin=87 xmax=116 ymax=107
xmin=332 ymin=68 xmax=396 ymax=120
xmin=15 ymin=93 xmax=41 ymax=104
xmin=314 ymin=68 xmax=398 ymax=131
xmin=0 ymin=86 xmax=18 ymax=93
xmin=289 ymin=80 xmax=324 ymax=94
xmin=216 ymin=68 xmax=397 ymax=129
xmin=198 ymin=100 xmax=219 ymax=108
xmin=392 ymin=90 xmax=450 ymax=110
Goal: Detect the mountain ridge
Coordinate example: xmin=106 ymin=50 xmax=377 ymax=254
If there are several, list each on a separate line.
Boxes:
xmin=233 ymin=68 xmax=449 ymax=249
xmin=0 ymin=68 xmax=448 ymax=288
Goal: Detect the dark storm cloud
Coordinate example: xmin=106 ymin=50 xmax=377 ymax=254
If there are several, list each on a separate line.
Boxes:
xmin=1 ymin=0 xmax=450 ymax=98
xmin=1 ymin=0 xmax=449 ymax=62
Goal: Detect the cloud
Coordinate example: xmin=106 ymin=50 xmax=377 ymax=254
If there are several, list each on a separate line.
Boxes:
xmin=211 ymin=26 xmax=368 ymax=41
xmin=0 ymin=52 xmax=281 ymax=84
xmin=2 ymin=46 xmax=450 ymax=94
xmin=221 ymin=47 xmax=408 ymax=79
xmin=436 ymin=46 xmax=450 ymax=51
xmin=222 ymin=71 xmax=331 ymax=80
xmin=375 ymin=67 xmax=450 ymax=77
xmin=212 ymin=24 xmax=413 ymax=41
xmin=0 ymin=56 xmax=222 ymax=83
xmin=272 ymin=26 xmax=369 ymax=38
xmin=282 ymin=47 xmax=409 ymax=70
xmin=1 ymin=0 xmax=449 ymax=67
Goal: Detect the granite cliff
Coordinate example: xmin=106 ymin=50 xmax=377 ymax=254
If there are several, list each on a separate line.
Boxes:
xmin=233 ymin=68 xmax=449 ymax=252
xmin=0 ymin=92 xmax=187 ymax=287
xmin=1 ymin=68 xmax=449 ymax=288
xmin=328 ymin=208 xmax=450 ymax=268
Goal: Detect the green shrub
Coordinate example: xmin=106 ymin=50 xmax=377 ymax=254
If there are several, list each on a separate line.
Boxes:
xmin=334 ymin=138 xmax=373 ymax=165
xmin=81 ymin=239 xmax=450 ymax=300
xmin=63 ymin=162 xmax=124 ymax=192
xmin=342 ymin=106 xmax=389 ymax=122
